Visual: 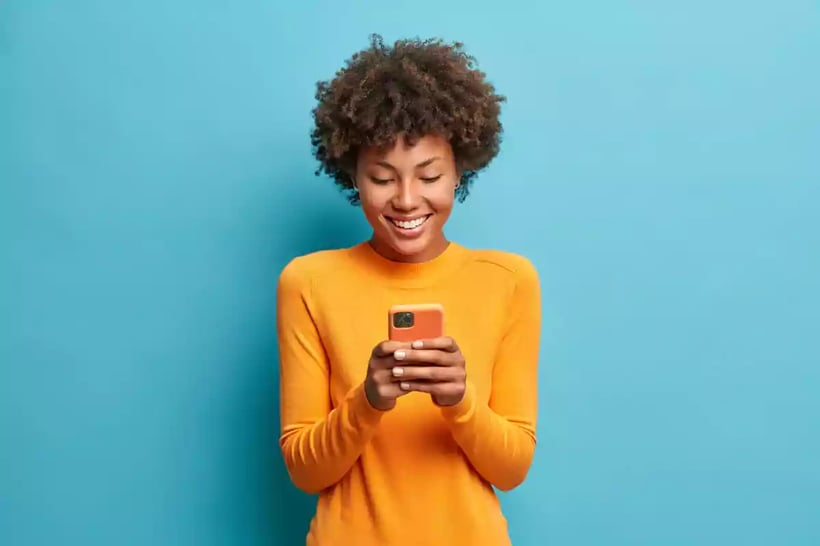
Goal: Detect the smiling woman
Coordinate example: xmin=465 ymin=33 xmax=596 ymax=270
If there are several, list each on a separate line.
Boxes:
xmin=355 ymin=134 xmax=457 ymax=262
xmin=276 ymin=34 xmax=542 ymax=546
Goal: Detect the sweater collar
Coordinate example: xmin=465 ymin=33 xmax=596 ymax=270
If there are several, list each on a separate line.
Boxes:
xmin=350 ymin=239 xmax=468 ymax=288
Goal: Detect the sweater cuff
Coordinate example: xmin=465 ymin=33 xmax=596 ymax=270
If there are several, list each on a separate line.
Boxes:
xmin=440 ymin=380 xmax=478 ymax=424
xmin=348 ymin=382 xmax=388 ymax=429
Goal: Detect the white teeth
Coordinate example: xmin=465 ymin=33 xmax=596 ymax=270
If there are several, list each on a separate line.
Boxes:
xmin=392 ymin=216 xmax=428 ymax=229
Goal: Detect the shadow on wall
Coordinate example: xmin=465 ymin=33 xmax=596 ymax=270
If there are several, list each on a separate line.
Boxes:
xmin=245 ymin=181 xmax=362 ymax=545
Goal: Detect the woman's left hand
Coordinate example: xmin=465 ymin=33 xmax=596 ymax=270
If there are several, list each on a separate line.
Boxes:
xmin=390 ymin=336 xmax=466 ymax=407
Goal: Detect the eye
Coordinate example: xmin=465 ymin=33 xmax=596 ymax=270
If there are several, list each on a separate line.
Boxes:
xmin=420 ymin=175 xmax=442 ymax=183
xmin=370 ymin=176 xmax=393 ymax=184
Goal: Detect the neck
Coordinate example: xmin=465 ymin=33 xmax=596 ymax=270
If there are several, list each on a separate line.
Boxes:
xmin=368 ymin=234 xmax=450 ymax=263
xmin=352 ymin=237 xmax=467 ymax=289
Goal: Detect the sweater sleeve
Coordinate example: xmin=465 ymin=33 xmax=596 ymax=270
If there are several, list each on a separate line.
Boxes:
xmin=276 ymin=259 xmax=385 ymax=494
xmin=440 ymin=257 xmax=541 ymax=491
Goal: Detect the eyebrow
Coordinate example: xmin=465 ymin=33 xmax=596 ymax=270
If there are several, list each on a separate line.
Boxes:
xmin=374 ymin=156 xmax=442 ymax=170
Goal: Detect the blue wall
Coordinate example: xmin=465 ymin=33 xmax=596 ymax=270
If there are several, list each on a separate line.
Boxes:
xmin=2 ymin=2 xmax=819 ymax=545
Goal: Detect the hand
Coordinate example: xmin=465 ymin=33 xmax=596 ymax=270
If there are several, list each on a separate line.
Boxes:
xmin=364 ymin=340 xmax=413 ymax=411
xmin=390 ymin=336 xmax=467 ymax=407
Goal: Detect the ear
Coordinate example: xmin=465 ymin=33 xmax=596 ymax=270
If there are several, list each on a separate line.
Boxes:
xmin=454 ymin=161 xmax=464 ymax=188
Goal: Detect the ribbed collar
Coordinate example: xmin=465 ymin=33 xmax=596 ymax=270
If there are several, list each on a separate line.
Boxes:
xmin=349 ymin=240 xmax=469 ymax=289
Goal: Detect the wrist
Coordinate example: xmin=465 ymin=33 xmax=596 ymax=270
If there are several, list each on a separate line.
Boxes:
xmin=363 ymin=380 xmax=394 ymax=412
xmin=440 ymin=380 xmax=477 ymax=423
xmin=347 ymin=383 xmax=389 ymax=430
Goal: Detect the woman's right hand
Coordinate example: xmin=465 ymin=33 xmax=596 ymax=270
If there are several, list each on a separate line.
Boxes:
xmin=364 ymin=340 xmax=410 ymax=411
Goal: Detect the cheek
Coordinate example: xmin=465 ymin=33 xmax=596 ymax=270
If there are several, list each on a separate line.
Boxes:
xmin=428 ymin=186 xmax=456 ymax=213
xmin=359 ymin=192 xmax=388 ymax=220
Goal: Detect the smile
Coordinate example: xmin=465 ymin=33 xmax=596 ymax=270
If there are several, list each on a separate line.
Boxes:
xmin=387 ymin=214 xmax=431 ymax=230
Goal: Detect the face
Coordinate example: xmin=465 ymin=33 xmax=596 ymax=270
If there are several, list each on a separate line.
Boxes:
xmin=354 ymin=134 xmax=459 ymax=263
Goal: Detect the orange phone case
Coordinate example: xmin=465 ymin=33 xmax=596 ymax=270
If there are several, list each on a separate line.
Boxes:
xmin=388 ymin=303 xmax=445 ymax=342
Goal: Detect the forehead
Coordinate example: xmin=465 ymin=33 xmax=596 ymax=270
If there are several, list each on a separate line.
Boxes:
xmin=359 ymin=134 xmax=454 ymax=167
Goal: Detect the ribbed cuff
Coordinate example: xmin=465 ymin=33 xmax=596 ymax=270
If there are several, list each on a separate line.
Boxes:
xmin=347 ymin=382 xmax=388 ymax=429
xmin=440 ymin=380 xmax=478 ymax=424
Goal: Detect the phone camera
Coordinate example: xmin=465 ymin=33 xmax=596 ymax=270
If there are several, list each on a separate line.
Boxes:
xmin=393 ymin=311 xmax=415 ymax=328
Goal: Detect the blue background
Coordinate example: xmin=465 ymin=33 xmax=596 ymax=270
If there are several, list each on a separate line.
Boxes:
xmin=2 ymin=1 xmax=819 ymax=545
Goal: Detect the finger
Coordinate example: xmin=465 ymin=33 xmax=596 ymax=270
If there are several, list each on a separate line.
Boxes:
xmin=372 ymin=368 xmax=395 ymax=384
xmin=372 ymin=340 xmax=411 ymax=358
xmin=398 ymin=381 xmax=461 ymax=395
xmin=393 ymin=348 xmax=455 ymax=366
xmin=409 ymin=336 xmax=459 ymax=352
xmin=373 ymin=369 xmax=412 ymax=392
xmin=373 ymin=380 xmax=412 ymax=401
xmin=390 ymin=365 xmax=461 ymax=382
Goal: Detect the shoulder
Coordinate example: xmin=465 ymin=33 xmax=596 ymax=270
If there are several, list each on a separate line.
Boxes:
xmin=465 ymin=247 xmax=540 ymax=283
xmin=461 ymin=247 xmax=541 ymax=305
xmin=277 ymin=247 xmax=354 ymax=294
xmin=463 ymin=248 xmax=541 ymax=317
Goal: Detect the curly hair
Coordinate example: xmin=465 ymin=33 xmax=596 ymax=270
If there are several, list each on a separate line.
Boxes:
xmin=310 ymin=34 xmax=506 ymax=204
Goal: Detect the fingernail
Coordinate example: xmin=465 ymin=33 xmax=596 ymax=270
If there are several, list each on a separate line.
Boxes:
xmin=394 ymin=350 xmax=406 ymax=360
xmin=392 ymin=367 xmax=404 ymax=377
xmin=400 ymin=382 xmax=410 ymax=390
xmin=411 ymin=341 xmax=423 ymax=349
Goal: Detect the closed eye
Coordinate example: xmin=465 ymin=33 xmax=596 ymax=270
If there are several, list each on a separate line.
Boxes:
xmin=420 ymin=175 xmax=442 ymax=183
xmin=370 ymin=176 xmax=393 ymax=184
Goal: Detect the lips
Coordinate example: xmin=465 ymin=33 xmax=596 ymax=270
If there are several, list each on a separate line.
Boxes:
xmin=384 ymin=214 xmax=433 ymax=239
xmin=388 ymin=215 xmax=431 ymax=230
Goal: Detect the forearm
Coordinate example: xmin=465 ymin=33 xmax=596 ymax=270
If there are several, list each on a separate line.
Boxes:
xmin=280 ymin=383 xmax=384 ymax=494
xmin=441 ymin=382 xmax=536 ymax=491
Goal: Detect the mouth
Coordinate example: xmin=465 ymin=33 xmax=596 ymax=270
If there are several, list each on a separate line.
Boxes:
xmin=385 ymin=214 xmax=432 ymax=233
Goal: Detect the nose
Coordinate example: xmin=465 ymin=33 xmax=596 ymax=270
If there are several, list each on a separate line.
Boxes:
xmin=391 ymin=179 xmax=419 ymax=211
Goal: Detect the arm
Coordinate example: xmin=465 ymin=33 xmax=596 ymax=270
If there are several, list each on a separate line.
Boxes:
xmin=276 ymin=260 xmax=385 ymax=494
xmin=440 ymin=259 xmax=541 ymax=491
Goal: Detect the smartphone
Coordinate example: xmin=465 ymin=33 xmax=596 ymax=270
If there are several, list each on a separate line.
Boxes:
xmin=388 ymin=303 xmax=445 ymax=342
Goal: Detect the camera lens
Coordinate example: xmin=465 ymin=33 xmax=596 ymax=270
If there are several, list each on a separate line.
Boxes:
xmin=393 ymin=311 xmax=414 ymax=328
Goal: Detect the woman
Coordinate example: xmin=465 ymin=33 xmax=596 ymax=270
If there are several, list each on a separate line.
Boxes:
xmin=277 ymin=35 xmax=541 ymax=546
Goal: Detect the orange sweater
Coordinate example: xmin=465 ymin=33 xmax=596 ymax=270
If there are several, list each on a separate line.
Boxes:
xmin=276 ymin=241 xmax=541 ymax=546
